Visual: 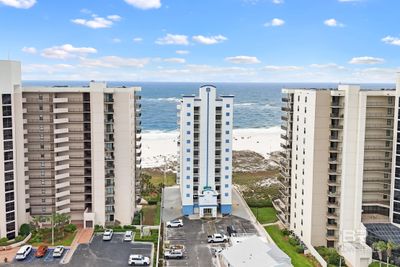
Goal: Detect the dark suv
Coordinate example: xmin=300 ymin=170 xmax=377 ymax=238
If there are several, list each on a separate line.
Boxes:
xmin=227 ymin=225 xmax=237 ymax=237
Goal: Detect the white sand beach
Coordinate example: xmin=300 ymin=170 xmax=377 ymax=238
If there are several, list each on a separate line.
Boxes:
xmin=141 ymin=127 xmax=282 ymax=168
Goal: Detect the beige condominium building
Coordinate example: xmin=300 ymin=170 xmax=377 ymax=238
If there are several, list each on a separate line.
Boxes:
xmin=276 ymin=78 xmax=400 ymax=267
xmin=0 ymin=60 xmax=142 ymax=239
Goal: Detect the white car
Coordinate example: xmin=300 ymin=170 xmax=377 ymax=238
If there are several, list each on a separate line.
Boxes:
xmin=207 ymin=233 xmax=229 ymax=243
xmin=166 ymin=219 xmax=183 ymax=228
xmin=128 ymin=254 xmax=150 ymax=265
xmin=15 ymin=245 xmax=32 ymax=260
xmin=103 ymin=229 xmax=113 ymax=241
xmin=164 ymin=249 xmax=183 ymax=259
xmin=124 ymin=230 xmax=133 ymax=242
xmin=52 ymin=246 xmax=65 ymax=258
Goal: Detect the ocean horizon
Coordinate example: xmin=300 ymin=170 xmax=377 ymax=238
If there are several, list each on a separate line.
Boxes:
xmin=23 ymin=81 xmax=396 ymax=133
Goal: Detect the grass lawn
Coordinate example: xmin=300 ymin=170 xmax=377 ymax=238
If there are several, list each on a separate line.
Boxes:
xmin=251 ymin=207 xmax=278 ymax=224
xmin=233 ymin=170 xmax=279 ymax=186
xmin=28 ymin=230 xmax=77 ymax=247
xmin=144 ymin=169 xmax=176 ymax=186
xmin=265 ymin=225 xmax=318 ymax=267
xmin=142 ymin=202 xmax=161 ymax=225
xmin=369 ymin=262 xmax=397 ymax=267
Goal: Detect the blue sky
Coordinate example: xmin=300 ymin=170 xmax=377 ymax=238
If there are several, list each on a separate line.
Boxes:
xmin=0 ymin=0 xmax=399 ymax=82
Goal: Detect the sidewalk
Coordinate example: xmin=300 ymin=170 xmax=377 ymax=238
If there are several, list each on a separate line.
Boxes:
xmin=0 ymin=247 xmax=18 ymax=264
xmin=61 ymin=227 xmax=93 ymax=264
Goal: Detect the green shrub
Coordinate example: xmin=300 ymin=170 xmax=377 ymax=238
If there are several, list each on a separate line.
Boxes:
xmin=245 ymin=198 xmax=272 ymax=208
xmin=288 ymin=237 xmax=300 ymax=247
xmin=19 ymin=224 xmax=31 ymax=236
xmin=0 ymin=237 xmax=8 ymax=245
xmin=295 ymin=245 xmax=304 ymax=254
xmin=94 ymin=224 xmax=104 ymax=232
xmin=65 ymin=224 xmax=77 ymax=233
xmin=147 ymin=200 xmax=158 ymax=205
xmin=281 ymin=229 xmax=290 ymax=236
xmin=123 ymin=225 xmax=136 ymax=230
xmin=15 ymin=235 xmax=24 ymax=242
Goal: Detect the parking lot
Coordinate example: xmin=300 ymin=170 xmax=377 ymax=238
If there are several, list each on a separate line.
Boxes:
xmin=10 ymin=234 xmax=153 ymax=267
xmin=164 ymin=216 xmax=258 ymax=267
xmin=11 ymin=247 xmax=69 ymax=266
xmin=68 ymin=234 xmax=153 ymax=267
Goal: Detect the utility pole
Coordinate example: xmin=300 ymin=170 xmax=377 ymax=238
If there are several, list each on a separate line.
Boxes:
xmin=51 ymin=213 xmax=55 ymax=246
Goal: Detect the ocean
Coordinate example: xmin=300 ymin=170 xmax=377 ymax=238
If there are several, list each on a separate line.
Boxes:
xmin=23 ymin=81 xmax=395 ymax=133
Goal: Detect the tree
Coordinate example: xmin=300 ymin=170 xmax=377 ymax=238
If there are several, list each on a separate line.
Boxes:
xmin=19 ymin=224 xmax=30 ymax=236
xmin=31 ymin=215 xmax=45 ymax=230
xmin=373 ymin=241 xmax=387 ymax=266
xmin=386 ymin=240 xmax=399 ymax=266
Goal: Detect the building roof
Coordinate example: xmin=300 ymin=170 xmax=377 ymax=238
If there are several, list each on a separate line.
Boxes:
xmin=220 ymin=236 xmax=292 ymax=267
xmin=365 ymin=223 xmax=400 ymax=244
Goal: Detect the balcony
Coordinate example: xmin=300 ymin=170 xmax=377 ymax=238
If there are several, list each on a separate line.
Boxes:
xmin=330 ymin=124 xmax=343 ymax=130
xmin=326 ymin=223 xmax=338 ymax=229
xmin=364 ymin=146 xmax=392 ymax=151
xmin=54 ymin=118 xmax=69 ymax=124
xmin=55 ymin=190 xmax=70 ymax=198
xmin=55 ymin=199 xmax=70 ymax=207
xmin=55 ymin=181 xmax=70 ymax=190
xmin=54 ymin=108 xmax=68 ymax=113
xmin=54 ymin=128 xmax=69 ymax=134
xmin=55 ymin=155 xmax=69 ymax=162
xmin=327 ymin=201 xmax=340 ymax=208
xmin=54 ymin=137 xmax=69 ymax=144
xmin=330 ymin=113 xmax=344 ymax=119
xmin=57 ymin=207 xmax=71 ymax=214
xmin=327 ymin=190 xmax=340 ymax=197
xmin=366 ymin=102 xmax=394 ymax=107
xmin=364 ymin=135 xmax=392 ymax=140
xmin=280 ymin=143 xmax=292 ymax=150
xmin=366 ymin=124 xmax=393 ymax=129
xmin=53 ymin=97 xmax=68 ymax=103
xmin=55 ymin=146 xmax=69 ymax=153
xmin=330 ymin=102 xmax=344 ymax=108
xmin=366 ymin=113 xmax=393 ymax=118
xmin=55 ymin=164 xmax=69 ymax=171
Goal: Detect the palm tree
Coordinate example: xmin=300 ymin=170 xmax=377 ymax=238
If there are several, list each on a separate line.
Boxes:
xmin=31 ymin=215 xmax=44 ymax=230
xmin=373 ymin=241 xmax=388 ymax=266
xmin=386 ymin=240 xmax=398 ymax=266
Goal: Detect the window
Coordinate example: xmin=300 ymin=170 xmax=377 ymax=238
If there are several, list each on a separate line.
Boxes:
xmin=4 ymin=141 xmax=12 ymax=150
xmin=40 ymin=170 xmax=45 ymax=176
xmin=42 ymin=207 xmax=46 ymax=212
xmin=4 ymin=162 xmax=13 ymax=171
xmin=225 ymin=148 xmax=229 ymax=152
xmin=186 ymin=112 xmax=190 ymax=116
xmin=186 ymin=158 xmax=190 ymax=162
xmin=186 ymin=193 xmax=190 ymax=198
xmin=186 ymin=148 xmax=190 ymax=153
xmin=225 ymin=175 xmax=229 ymax=179
xmin=225 ymin=139 xmax=229 ymax=143
xmin=226 ymin=112 xmax=230 ymax=116
xmin=39 ymin=94 xmax=43 ymax=100
xmin=187 ymin=103 xmax=191 ymax=108
xmin=39 ymin=105 xmax=43 ymax=111
xmin=226 ymin=121 xmax=230 ymax=125
xmin=224 ymin=193 xmax=229 ymax=197
xmin=3 ymin=118 xmax=12 ymax=128
xmin=225 ymin=166 xmax=229 ymax=170
xmin=225 ymin=157 xmax=229 ymax=161
xmin=5 ymin=172 xmax=13 ymax=181
xmin=40 ymin=161 xmax=45 ymax=167
xmin=225 ymin=184 xmax=229 ymax=188
xmin=40 ymin=143 xmax=44 ymax=149
xmin=186 ymin=176 xmax=190 ymax=179
xmin=186 ymin=140 xmax=190 ymax=144
xmin=39 ymin=115 xmax=43 ymax=121
xmin=42 ymin=198 xmax=46 ymax=203
xmin=225 ymin=130 xmax=230 ymax=134
xmin=2 ymin=94 xmax=11 ymax=105
xmin=2 ymin=106 xmax=11 ymax=116
xmin=186 ymin=122 xmax=191 ymax=126
xmin=186 ymin=167 xmax=190 ymax=171
xmin=41 ymin=189 xmax=45 ymax=194
xmin=186 ymin=184 xmax=190 ymax=189
xmin=41 ymin=179 xmax=45 ymax=185
xmin=187 ymin=131 xmax=190 ymax=134
xmin=226 ymin=104 xmax=230 ymax=108
xmin=4 ymin=151 xmax=13 ymax=161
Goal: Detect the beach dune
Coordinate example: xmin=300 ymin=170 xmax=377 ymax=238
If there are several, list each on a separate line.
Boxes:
xmin=141 ymin=127 xmax=281 ymax=168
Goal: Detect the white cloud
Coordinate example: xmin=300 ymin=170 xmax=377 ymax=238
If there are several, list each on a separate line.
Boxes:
xmin=263 ymin=65 xmax=303 ymax=71
xmin=264 ymin=18 xmax=285 ymax=27
xmin=382 ymin=36 xmax=400 ymax=46
xmin=163 ymin=58 xmax=186 ymax=64
xmin=272 ymin=0 xmax=284 ymax=4
xmin=349 ymin=56 xmax=384 ymax=65
xmin=133 ymin=37 xmax=143 ymax=43
xmin=112 ymin=38 xmax=121 ymax=43
xmin=156 ymin=34 xmax=189 ymax=45
xmin=124 ymin=0 xmax=161 ymax=10
xmin=310 ymin=63 xmax=346 ymax=70
xmin=0 ymin=0 xmax=36 ymax=9
xmin=80 ymin=56 xmax=150 ymax=68
xmin=176 ymin=50 xmax=189 ymax=55
xmin=41 ymin=44 xmax=97 ymax=59
xmin=71 ymin=14 xmax=121 ymax=29
xmin=324 ymin=18 xmax=344 ymax=27
xmin=21 ymin=46 xmax=37 ymax=54
xmin=225 ymin=56 xmax=261 ymax=64
xmin=22 ymin=63 xmax=74 ymax=74
xmin=192 ymin=35 xmax=227 ymax=45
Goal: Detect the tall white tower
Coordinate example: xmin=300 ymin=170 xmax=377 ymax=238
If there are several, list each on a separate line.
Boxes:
xmin=178 ymin=85 xmax=233 ymax=217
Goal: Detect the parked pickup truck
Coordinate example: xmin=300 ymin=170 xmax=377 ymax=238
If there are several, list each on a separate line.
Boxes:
xmin=164 ymin=249 xmax=184 ymax=259
xmin=207 ymin=233 xmax=229 ymax=243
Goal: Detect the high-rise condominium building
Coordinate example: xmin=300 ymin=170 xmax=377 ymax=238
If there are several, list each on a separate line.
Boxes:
xmin=178 ymin=85 xmax=233 ymax=217
xmin=276 ymin=78 xmax=400 ymax=267
xmin=0 ymin=60 xmax=142 ymax=238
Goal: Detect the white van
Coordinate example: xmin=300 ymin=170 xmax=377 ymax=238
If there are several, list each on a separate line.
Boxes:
xmin=15 ymin=245 xmax=32 ymax=260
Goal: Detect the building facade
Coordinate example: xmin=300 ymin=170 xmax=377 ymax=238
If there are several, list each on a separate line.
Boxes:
xmin=276 ymin=82 xmax=400 ymax=267
xmin=0 ymin=60 xmax=141 ymax=238
xmin=178 ymin=85 xmax=233 ymax=217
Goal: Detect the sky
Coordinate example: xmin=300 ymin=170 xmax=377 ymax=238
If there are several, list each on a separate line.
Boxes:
xmin=0 ymin=0 xmax=400 ymax=83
